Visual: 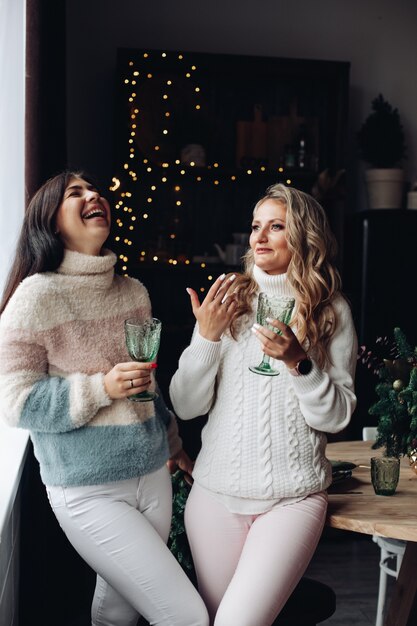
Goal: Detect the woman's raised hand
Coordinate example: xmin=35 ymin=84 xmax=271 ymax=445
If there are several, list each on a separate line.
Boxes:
xmin=104 ymin=361 xmax=156 ymax=399
xmin=186 ymin=273 xmax=238 ymax=341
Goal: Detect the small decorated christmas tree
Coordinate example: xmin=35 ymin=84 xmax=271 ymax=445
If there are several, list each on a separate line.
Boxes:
xmin=362 ymin=328 xmax=417 ymax=457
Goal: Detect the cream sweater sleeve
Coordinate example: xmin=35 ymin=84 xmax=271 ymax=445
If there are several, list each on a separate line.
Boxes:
xmin=290 ymin=295 xmax=358 ymax=434
xmin=169 ymin=326 xmax=222 ymax=420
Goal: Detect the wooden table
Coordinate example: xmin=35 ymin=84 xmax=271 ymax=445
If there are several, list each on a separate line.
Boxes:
xmin=326 ymin=440 xmax=417 ymax=626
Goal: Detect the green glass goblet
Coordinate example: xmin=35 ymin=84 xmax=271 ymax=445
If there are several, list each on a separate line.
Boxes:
xmin=124 ymin=317 xmax=161 ymax=402
xmin=249 ymin=292 xmax=295 ymax=376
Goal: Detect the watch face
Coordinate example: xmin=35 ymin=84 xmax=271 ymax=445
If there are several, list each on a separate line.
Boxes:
xmin=298 ymin=358 xmax=312 ymax=375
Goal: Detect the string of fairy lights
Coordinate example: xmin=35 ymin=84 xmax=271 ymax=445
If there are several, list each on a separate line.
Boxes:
xmin=109 ymin=50 xmax=294 ymax=293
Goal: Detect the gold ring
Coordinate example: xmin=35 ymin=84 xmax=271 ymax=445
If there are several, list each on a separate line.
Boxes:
xmin=130 ymin=379 xmax=134 ymax=389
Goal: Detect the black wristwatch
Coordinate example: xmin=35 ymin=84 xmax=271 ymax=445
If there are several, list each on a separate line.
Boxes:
xmin=287 ymin=357 xmax=313 ymax=377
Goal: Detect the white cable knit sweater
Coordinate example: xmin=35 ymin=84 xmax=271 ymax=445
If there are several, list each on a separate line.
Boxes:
xmin=170 ymin=266 xmax=357 ymax=501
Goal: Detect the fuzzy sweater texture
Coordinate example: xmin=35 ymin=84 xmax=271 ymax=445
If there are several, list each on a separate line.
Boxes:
xmin=170 ymin=265 xmax=358 ymax=500
xmin=0 ymin=249 xmax=181 ymax=486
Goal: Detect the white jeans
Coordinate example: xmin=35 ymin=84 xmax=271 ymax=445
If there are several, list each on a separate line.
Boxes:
xmin=185 ymin=483 xmax=328 ymax=626
xmin=46 ymin=466 xmax=208 ymax=626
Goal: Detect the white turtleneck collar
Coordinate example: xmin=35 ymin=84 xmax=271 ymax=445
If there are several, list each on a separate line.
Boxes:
xmin=57 ymin=248 xmax=117 ymax=289
xmin=252 ymin=264 xmax=294 ymax=298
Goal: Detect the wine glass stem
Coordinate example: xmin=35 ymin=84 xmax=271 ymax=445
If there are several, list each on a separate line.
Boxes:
xmin=261 ymin=354 xmax=271 ymax=367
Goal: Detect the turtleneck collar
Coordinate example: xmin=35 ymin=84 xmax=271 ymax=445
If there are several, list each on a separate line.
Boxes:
xmin=57 ymin=248 xmax=117 ymax=289
xmin=252 ymin=264 xmax=294 ymax=298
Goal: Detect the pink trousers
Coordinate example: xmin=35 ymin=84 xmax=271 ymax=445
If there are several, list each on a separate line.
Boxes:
xmin=185 ymin=483 xmax=328 ymax=626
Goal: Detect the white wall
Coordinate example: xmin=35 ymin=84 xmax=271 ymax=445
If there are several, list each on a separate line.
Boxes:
xmin=0 ymin=0 xmax=25 ymax=292
xmin=66 ymin=0 xmax=417 ymax=211
xmin=0 ymin=2 xmax=26 ymax=621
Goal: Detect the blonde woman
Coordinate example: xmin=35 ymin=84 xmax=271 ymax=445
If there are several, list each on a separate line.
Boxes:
xmin=170 ymin=183 xmax=357 ymax=626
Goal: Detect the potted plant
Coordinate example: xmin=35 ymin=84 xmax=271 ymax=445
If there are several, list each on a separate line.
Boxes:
xmin=357 ymin=94 xmax=407 ymax=209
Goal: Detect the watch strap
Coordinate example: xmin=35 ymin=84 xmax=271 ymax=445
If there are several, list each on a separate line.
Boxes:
xmin=288 ymin=357 xmax=312 ymax=377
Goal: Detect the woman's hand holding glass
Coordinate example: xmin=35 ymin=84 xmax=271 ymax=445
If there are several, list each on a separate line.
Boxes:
xmin=104 ymin=361 xmax=155 ymax=400
xmin=252 ymin=317 xmax=306 ymax=370
xmin=186 ymin=273 xmax=238 ymax=341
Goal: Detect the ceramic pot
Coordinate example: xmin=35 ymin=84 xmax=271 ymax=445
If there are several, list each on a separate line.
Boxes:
xmin=365 ymin=168 xmax=404 ymax=209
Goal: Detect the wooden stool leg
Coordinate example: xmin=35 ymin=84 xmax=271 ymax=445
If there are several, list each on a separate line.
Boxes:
xmin=384 ymin=542 xmax=417 ymax=626
xmin=376 ymin=557 xmax=388 ymax=626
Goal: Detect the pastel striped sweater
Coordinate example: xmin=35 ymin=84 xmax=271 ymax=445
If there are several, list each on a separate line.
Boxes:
xmin=0 ymin=249 xmax=181 ymax=486
xmin=170 ymin=265 xmax=358 ymax=501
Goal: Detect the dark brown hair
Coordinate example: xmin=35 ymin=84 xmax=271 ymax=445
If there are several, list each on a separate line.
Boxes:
xmin=0 ymin=170 xmax=97 ymax=315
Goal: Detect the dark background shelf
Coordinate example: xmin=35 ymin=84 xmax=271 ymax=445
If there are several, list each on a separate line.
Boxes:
xmin=111 ymin=49 xmax=350 ymax=264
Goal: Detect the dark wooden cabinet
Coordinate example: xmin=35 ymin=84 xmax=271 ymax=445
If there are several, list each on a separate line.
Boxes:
xmin=343 ymin=209 xmax=417 ymax=346
xmin=342 ymin=209 xmax=417 ymax=438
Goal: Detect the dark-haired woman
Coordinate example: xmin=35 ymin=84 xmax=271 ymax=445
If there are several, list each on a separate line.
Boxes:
xmin=170 ymin=183 xmax=357 ymax=626
xmin=0 ymin=172 xmax=208 ymax=626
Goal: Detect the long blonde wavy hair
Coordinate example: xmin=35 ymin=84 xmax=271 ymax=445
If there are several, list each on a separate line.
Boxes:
xmin=229 ymin=183 xmax=342 ymax=368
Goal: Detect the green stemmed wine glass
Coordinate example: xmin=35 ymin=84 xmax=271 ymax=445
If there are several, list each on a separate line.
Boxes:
xmin=124 ymin=317 xmax=162 ymax=401
xmin=249 ymin=293 xmax=295 ymax=376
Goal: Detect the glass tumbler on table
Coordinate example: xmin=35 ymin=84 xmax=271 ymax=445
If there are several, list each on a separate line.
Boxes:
xmin=370 ymin=456 xmax=400 ymax=496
